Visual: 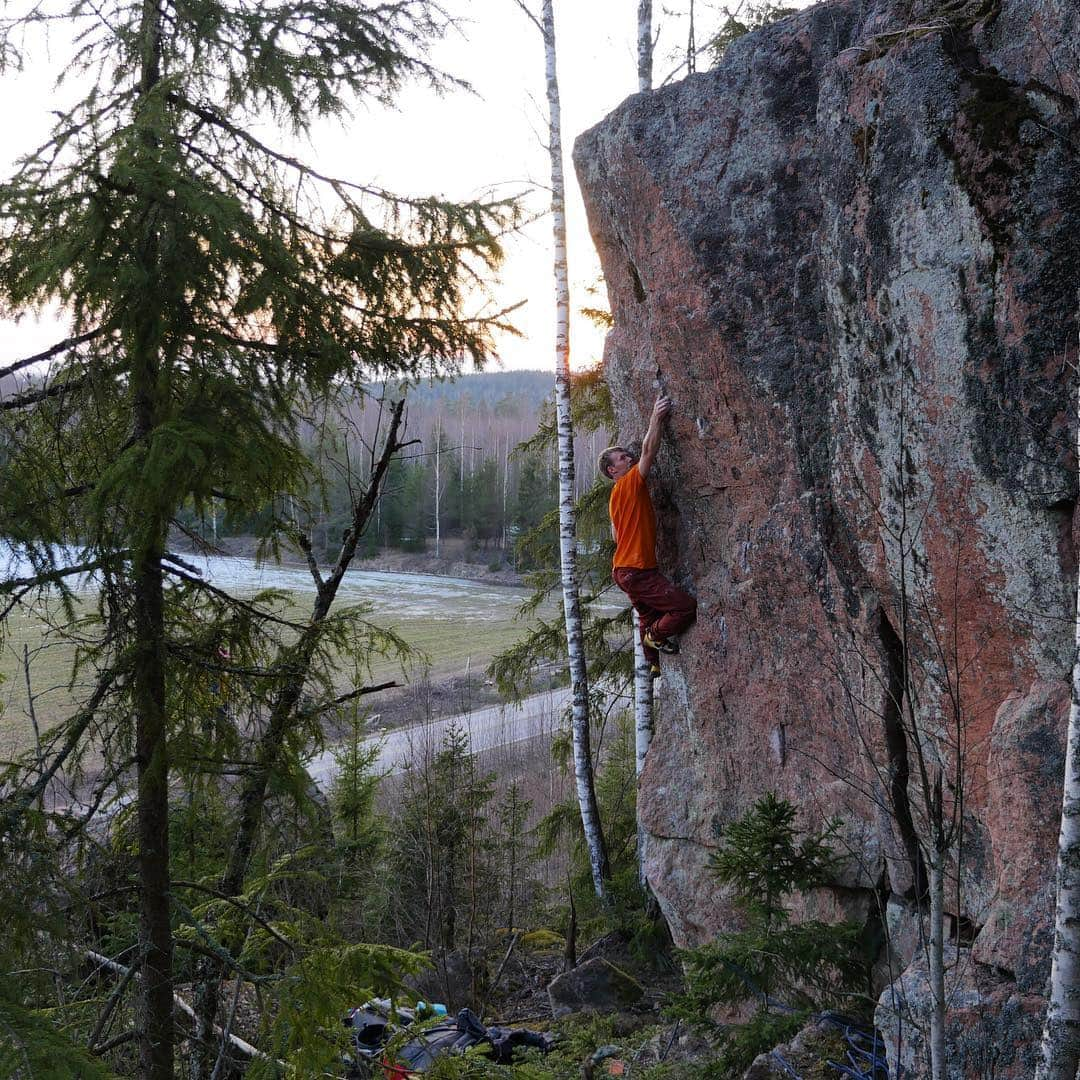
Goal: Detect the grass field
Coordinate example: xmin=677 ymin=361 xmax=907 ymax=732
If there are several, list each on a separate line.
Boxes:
xmin=0 ymin=566 xmax=559 ymax=759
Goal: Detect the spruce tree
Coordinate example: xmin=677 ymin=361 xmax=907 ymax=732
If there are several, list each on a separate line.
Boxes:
xmin=674 ymin=794 xmax=867 ymax=1071
xmin=0 ymin=1 xmax=516 ymax=1072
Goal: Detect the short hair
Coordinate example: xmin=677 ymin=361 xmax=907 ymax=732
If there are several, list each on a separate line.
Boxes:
xmin=598 ymin=446 xmax=625 ymax=481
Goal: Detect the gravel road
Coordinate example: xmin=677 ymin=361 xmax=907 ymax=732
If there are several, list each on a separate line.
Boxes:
xmin=306 ymin=685 xmax=575 ymax=791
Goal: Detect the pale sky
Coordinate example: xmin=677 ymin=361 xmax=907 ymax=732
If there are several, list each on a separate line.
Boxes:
xmin=0 ymin=0 xmax=815 ymax=374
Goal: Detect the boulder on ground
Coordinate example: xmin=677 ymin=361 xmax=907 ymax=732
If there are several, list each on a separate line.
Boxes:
xmin=743 ymin=1020 xmax=850 ymax=1079
xmin=405 ymin=949 xmax=477 ymax=1013
xmin=546 ymin=957 xmax=644 ymax=1019
xmin=877 ymin=946 xmax=1046 ymax=1079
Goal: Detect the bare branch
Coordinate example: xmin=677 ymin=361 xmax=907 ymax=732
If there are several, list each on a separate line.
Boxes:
xmin=509 ymin=0 xmax=544 ymax=35
xmin=298 ymin=680 xmax=400 ymax=718
xmin=87 ymin=948 xmax=140 ymax=1053
xmin=84 ymin=949 xmax=273 ymax=1063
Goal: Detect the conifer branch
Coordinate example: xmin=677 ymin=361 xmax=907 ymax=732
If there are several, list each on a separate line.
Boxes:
xmin=0 ymin=376 xmax=86 ymax=410
xmin=0 ymin=325 xmax=108 ymax=381
xmin=159 ymin=563 xmax=310 ymax=631
xmin=0 ymin=557 xmax=116 ymax=595
xmin=0 ymin=556 xmax=117 ymax=620
xmin=180 ymin=140 xmax=350 ymax=245
xmin=169 ymin=92 xmax=504 ymax=214
xmin=171 ymin=880 xmax=298 ymax=953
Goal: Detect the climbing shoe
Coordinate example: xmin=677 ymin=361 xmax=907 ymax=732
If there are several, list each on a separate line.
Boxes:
xmin=649 ymin=663 xmax=662 ymax=679
xmin=644 ymin=631 xmax=679 ymax=655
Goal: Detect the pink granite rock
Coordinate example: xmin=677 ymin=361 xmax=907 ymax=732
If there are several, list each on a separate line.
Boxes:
xmin=575 ymin=0 xmax=1079 ymax=1073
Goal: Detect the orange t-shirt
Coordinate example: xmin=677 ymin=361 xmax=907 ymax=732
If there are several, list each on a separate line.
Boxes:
xmin=610 ymin=467 xmax=657 ymax=570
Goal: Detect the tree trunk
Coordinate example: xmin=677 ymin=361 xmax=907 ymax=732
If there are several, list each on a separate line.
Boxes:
xmin=637 ymin=0 xmax=652 ymax=92
xmin=540 ymin=0 xmax=610 ymax=901
xmin=1037 ymin=337 xmax=1080 ymax=1079
xmin=132 ymin=0 xmax=174 ymax=1072
xmin=133 ymin=533 xmax=173 ymax=1080
xmin=435 ymin=416 xmax=442 ymax=558
xmin=687 ymin=0 xmax=697 ymax=75
xmin=927 ymin=843 xmax=947 ymax=1080
xmin=501 ymin=433 xmax=510 ymax=550
xmin=633 ymin=631 xmax=654 ymax=890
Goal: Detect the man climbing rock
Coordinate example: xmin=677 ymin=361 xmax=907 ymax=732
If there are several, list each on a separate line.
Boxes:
xmin=599 ymin=395 xmax=696 ymax=675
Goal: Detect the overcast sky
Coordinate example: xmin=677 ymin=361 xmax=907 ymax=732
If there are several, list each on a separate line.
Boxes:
xmin=0 ymin=0 xmax=815 ymax=374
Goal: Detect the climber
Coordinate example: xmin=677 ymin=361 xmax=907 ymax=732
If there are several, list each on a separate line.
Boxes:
xmin=599 ymin=394 xmax=697 ymax=675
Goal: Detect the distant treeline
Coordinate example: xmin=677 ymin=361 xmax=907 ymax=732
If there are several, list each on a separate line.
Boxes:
xmin=180 ymin=370 xmax=611 ymax=565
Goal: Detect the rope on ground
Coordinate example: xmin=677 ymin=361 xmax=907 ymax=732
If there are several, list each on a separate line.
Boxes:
xmin=768 ymin=1011 xmax=890 ymax=1080
xmin=714 ymin=957 xmax=890 ymax=1079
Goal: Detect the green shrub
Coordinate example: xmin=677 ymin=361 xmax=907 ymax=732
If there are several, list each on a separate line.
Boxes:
xmin=669 ymin=794 xmax=868 ymax=1072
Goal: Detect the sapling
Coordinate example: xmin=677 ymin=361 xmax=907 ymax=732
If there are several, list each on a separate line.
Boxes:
xmin=672 ymin=794 xmax=867 ymax=1072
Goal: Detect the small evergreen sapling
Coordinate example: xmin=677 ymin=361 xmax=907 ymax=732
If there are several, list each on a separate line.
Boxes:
xmin=673 ymin=794 xmax=867 ymax=1070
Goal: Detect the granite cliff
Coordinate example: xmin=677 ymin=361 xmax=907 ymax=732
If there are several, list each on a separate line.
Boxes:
xmin=574 ymin=0 xmax=1080 ymax=1073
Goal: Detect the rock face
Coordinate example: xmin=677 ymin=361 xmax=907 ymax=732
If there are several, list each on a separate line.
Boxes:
xmin=574 ymin=0 xmax=1080 ymax=1074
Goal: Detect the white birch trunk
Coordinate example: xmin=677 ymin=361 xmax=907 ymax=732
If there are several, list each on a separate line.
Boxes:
xmin=434 ymin=418 xmax=442 ymax=559
xmin=928 ymin=847 xmax=947 ymax=1080
xmin=637 ymin=0 xmax=652 ymax=92
xmin=687 ymin=0 xmax=697 ymax=75
xmin=634 ymin=630 xmax=654 ymax=889
xmin=1036 ymin=345 xmax=1080 ymax=1079
xmin=472 ymin=405 xmax=478 ymax=476
xmin=502 ymin=433 xmax=510 ymax=550
xmin=541 ymin=0 xmax=609 ymax=900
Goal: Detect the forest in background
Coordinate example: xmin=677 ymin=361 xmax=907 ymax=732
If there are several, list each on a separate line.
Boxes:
xmin=178 ymin=370 xmax=610 ymax=568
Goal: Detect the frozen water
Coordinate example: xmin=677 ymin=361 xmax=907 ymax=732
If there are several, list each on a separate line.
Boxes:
xmin=1 ymin=541 xmax=530 ymax=620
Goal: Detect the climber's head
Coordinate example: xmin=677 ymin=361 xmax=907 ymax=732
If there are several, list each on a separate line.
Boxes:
xmin=599 ymin=446 xmax=635 ymax=482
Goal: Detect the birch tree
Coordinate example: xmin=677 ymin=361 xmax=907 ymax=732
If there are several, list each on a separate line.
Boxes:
xmin=514 ymin=0 xmax=610 ymax=899
xmin=1036 ymin=330 xmax=1080 ymax=1079
xmin=633 ymin=1 xmax=655 ymax=885
xmin=634 ymin=632 xmax=655 ymax=888
xmin=434 ymin=414 xmax=444 ymax=558
xmin=638 ymin=0 xmax=653 ymax=91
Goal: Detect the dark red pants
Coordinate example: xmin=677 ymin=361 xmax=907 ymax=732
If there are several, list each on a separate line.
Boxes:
xmin=612 ymin=566 xmax=697 ymax=665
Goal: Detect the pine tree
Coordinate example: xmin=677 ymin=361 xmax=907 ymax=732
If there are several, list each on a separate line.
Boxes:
xmin=390 ymin=721 xmax=496 ymax=953
xmin=708 ymin=2 xmax=796 ymax=62
xmin=674 ymin=794 xmax=867 ymax=1072
xmin=0 ymin=1 xmax=515 ymax=1070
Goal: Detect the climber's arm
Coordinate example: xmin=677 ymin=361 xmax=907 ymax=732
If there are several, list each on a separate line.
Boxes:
xmin=636 ymin=395 xmax=671 ymax=479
